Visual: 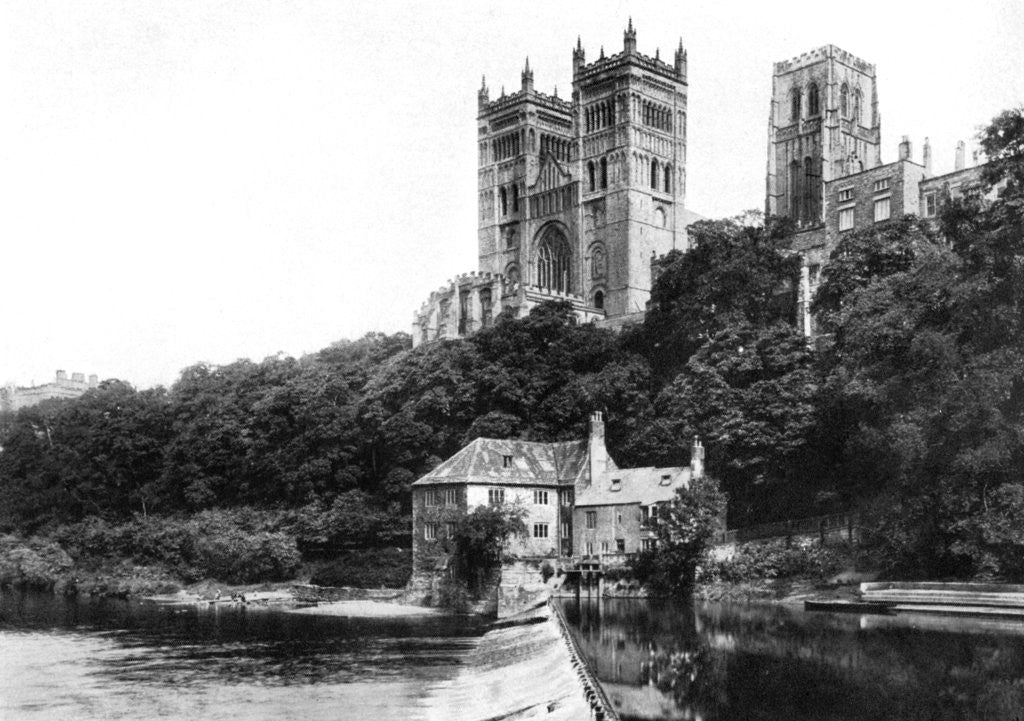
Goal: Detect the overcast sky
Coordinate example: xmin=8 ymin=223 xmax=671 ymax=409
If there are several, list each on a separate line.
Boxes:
xmin=2 ymin=0 xmax=1022 ymax=390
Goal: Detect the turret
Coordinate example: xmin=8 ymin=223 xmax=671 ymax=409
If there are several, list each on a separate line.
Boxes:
xmin=588 ymin=411 xmax=608 ymax=484
xmin=572 ymin=36 xmax=585 ymax=74
xmin=521 ymin=57 xmax=533 ymax=93
xmin=478 ymin=75 xmax=489 ymax=109
xmin=623 ymin=17 xmax=637 ymax=54
xmin=674 ymin=38 xmax=687 ymax=80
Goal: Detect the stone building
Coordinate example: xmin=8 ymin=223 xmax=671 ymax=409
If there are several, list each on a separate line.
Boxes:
xmin=413 ymin=21 xmax=702 ymax=346
xmin=410 ymin=412 xmax=703 ymax=572
xmin=766 ymin=45 xmax=992 ymax=334
xmin=1 ymin=370 xmax=99 ymax=413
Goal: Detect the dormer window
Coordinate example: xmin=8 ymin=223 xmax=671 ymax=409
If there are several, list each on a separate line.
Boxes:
xmin=610 ymin=478 xmax=622 ymax=492
xmin=660 ymin=474 xmax=672 ymax=486
xmin=502 ymin=455 xmax=513 ymax=468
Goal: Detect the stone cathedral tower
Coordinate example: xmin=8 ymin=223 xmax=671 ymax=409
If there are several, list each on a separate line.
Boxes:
xmin=766 ymin=45 xmax=881 ymax=227
xmin=415 ymin=22 xmax=693 ymax=346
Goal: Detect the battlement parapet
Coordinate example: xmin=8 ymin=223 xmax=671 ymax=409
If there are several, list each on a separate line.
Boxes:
xmin=774 ymin=44 xmax=875 ymax=75
xmin=480 ymin=89 xmax=572 ymax=118
xmin=575 ymin=48 xmax=682 ymax=83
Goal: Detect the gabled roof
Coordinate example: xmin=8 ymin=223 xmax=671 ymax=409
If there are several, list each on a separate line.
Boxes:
xmin=412 ymin=437 xmax=588 ymax=487
xmin=574 ymin=466 xmax=690 ymax=507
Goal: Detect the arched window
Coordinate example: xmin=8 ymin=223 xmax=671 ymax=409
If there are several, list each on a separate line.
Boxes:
xmin=591 ymin=246 xmax=606 ymax=279
xmin=852 ymin=89 xmax=862 ymax=125
xmin=791 ymin=89 xmax=801 ymax=121
xmin=511 ymin=184 xmax=519 ymax=213
xmin=499 ymin=187 xmax=508 ymax=216
xmin=650 ymin=159 xmax=659 ymax=190
xmin=588 ymin=162 xmax=596 ymax=191
xmin=505 ymin=263 xmax=521 ymax=287
xmin=479 ymin=288 xmax=493 ymax=328
xmin=663 ymin=164 xmax=672 ymax=193
xmin=788 ymin=160 xmax=801 ymax=220
xmin=600 ymin=157 xmax=608 ymax=188
xmin=593 ymin=290 xmax=604 ymax=310
xmin=536 ymin=226 xmax=572 ymax=293
xmin=808 ymin=83 xmax=820 ymax=116
xmin=840 ymin=83 xmax=849 ymax=118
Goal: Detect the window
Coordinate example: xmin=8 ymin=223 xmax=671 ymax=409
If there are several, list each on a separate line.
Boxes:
xmin=591 ymin=246 xmax=605 ymax=279
xmin=840 ymin=83 xmax=849 ymax=118
xmin=924 ymin=191 xmax=938 ymax=217
xmin=536 ymin=226 xmax=572 ymax=293
xmin=593 ymin=290 xmax=604 ymax=310
xmin=616 ymin=539 xmax=626 ymax=553
xmin=808 ymin=264 xmax=822 ymax=286
xmin=586 ymin=542 xmax=594 ymax=555
xmin=838 ymin=206 xmax=855 ymax=231
xmin=500 ymin=187 xmax=508 ymax=216
xmin=511 ymin=184 xmax=519 ymax=213
xmin=610 ymin=478 xmax=622 ymax=492
xmin=790 ymin=88 xmax=801 ymax=121
xmin=650 ymin=159 xmax=658 ymax=190
xmin=588 ymin=162 xmax=596 ymax=192
xmin=873 ymin=178 xmax=890 ymax=193
xmin=642 ymin=538 xmax=656 ymax=551
xmin=585 ymin=511 xmax=597 ymax=529
xmin=660 ymin=474 xmax=671 ymax=486
xmin=789 ymin=160 xmax=801 ymax=220
xmin=642 ymin=506 xmax=651 ymax=525
xmin=600 ymin=157 xmax=608 ymax=189
xmin=561 ymin=523 xmax=569 ymax=538
xmin=853 ymin=89 xmax=862 ymax=125
xmin=616 ymin=512 xmax=622 ymax=525
xmin=838 ymin=187 xmax=853 ymax=203
xmin=424 ymin=490 xmax=438 ymax=507
xmin=601 ymin=540 xmax=609 ymax=553
xmin=664 ymin=164 xmax=672 ymax=193
xmin=533 ymin=490 xmax=549 ymax=505
xmin=559 ymin=489 xmax=574 ymax=506
xmin=445 ymin=522 xmax=456 ymax=537
xmin=488 ymin=488 xmax=505 ymax=506
xmin=873 ymin=196 xmax=891 ymax=223
xmin=502 ymin=454 xmax=512 ymax=468
xmin=533 ymin=523 xmax=549 ymax=539
xmin=424 ymin=523 xmax=437 ymax=541
xmin=444 ymin=487 xmax=458 ymax=505
xmin=480 ymin=288 xmax=493 ymax=329
xmin=804 ymin=156 xmax=818 ymax=221
xmin=808 ymin=83 xmax=820 ymax=116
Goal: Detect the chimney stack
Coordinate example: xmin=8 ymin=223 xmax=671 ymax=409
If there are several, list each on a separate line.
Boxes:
xmin=588 ymin=411 xmax=608 ymax=484
xmin=923 ymin=137 xmax=933 ymax=175
xmin=955 ymin=140 xmax=966 ymax=170
xmin=691 ymin=436 xmax=705 ymax=481
xmin=56 ymin=370 xmax=67 ymax=382
xmin=88 ymin=374 xmax=98 ymax=388
xmin=898 ymin=135 xmax=912 ymax=161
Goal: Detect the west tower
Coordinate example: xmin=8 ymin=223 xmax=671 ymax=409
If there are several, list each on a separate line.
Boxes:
xmin=766 ymin=45 xmax=881 ymax=226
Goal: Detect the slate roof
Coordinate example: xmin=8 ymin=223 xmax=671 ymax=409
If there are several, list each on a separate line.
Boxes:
xmin=411 ymin=437 xmax=588 ymax=487
xmin=574 ymin=466 xmax=690 ymax=507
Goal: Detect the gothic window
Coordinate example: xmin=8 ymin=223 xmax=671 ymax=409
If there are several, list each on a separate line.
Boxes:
xmin=458 ymin=290 xmax=470 ymax=335
xmin=499 ymin=187 xmax=508 ymax=216
xmin=654 ymin=206 xmax=666 ymax=227
xmin=650 ymin=159 xmax=658 ymax=190
xmin=808 ymin=83 xmax=820 ymax=116
xmin=840 ymin=83 xmax=849 ymax=118
xmin=505 ymin=263 xmax=521 ymax=287
xmin=529 ymin=128 xmax=536 ymax=151
xmin=590 ymin=245 xmax=606 ymax=279
xmin=788 ymin=160 xmax=801 ymax=220
xmin=593 ymin=290 xmax=604 ymax=310
xmin=790 ymin=88 xmax=801 ymax=121
xmin=803 ymin=156 xmax=818 ymax=222
xmin=535 ymin=226 xmax=572 ymax=293
xmin=588 ymin=162 xmax=596 ymax=191
xmin=600 ymin=158 xmax=608 ymax=189
xmin=663 ymin=164 xmax=671 ymax=193
xmin=853 ymin=89 xmax=862 ymax=125
xmin=480 ymin=288 xmax=493 ymax=328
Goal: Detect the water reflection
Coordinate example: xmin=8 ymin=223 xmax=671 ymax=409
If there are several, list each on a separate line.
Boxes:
xmin=561 ymin=598 xmax=1024 ymax=721
xmin=0 ymin=590 xmax=483 ymax=720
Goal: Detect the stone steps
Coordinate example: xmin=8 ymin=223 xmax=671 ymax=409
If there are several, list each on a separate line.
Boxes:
xmin=859 ymin=582 xmax=1024 ymax=615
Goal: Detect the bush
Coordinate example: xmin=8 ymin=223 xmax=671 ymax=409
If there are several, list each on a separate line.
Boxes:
xmin=0 ymin=535 xmax=73 ymax=589
xmin=308 ymin=548 xmax=412 ymax=588
xmin=700 ymin=539 xmax=848 ymax=584
xmin=437 ymin=576 xmax=471 ymax=613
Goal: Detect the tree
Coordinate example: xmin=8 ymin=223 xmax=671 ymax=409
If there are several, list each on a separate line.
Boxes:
xmin=449 ymin=503 xmax=527 ymax=595
xmin=632 ymin=476 xmax=726 ymax=596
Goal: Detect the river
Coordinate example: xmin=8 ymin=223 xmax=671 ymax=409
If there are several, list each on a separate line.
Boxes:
xmin=560 ymin=597 xmax=1024 ymax=720
xmin=0 ymin=590 xmax=483 ymax=720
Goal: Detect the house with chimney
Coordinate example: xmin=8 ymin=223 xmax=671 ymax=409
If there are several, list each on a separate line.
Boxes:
xmin=410 ymin=412 xmax=706 ymax=572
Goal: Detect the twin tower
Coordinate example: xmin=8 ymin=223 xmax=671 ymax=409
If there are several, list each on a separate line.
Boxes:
xmin=412 ymin=28 xmax=886 ymax=346
xmin=413 ymin=21 xmax=692 ymax=345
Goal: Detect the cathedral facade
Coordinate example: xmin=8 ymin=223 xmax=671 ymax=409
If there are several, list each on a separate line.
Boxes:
xmin=412 ymin=22 xmax=700 ymax=346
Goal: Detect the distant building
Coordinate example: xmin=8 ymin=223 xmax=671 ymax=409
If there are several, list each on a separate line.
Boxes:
xmin=413 ymin=21 xmax=704 ymax=347
xmin=1 ymin=370 xmax=99 ymax=412
xmin=410 ymin=412 xmax=706 ymax=571
xmin=766 ymin=45 xmax=995 ymax=335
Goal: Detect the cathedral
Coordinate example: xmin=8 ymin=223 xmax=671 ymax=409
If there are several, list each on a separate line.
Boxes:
xmin=413 ymin=26 xmax=989 ymax=344
xmin=412 ymin=21 xmax=702 ymax=346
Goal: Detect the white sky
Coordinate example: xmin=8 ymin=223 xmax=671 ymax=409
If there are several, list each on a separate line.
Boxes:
xmin=2 ymin=0 xmax=1022 ymax=390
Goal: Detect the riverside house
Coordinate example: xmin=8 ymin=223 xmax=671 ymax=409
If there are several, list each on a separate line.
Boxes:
xmin=411 ymin=412 xmax=706 ymax=571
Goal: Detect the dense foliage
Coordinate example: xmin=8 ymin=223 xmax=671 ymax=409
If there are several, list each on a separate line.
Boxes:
xmin=1 ymin=108 xmax=1021 ymax=585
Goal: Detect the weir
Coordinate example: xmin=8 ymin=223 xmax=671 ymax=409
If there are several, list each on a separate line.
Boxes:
xmin=421 ymin=601 xmax=618 ymax=720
